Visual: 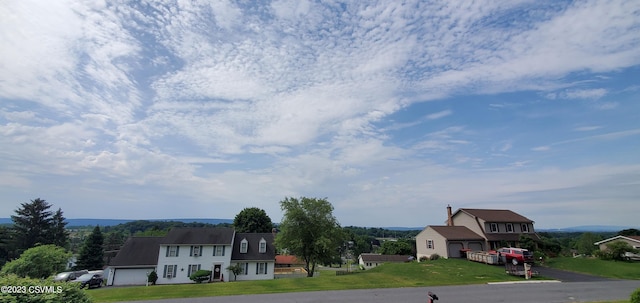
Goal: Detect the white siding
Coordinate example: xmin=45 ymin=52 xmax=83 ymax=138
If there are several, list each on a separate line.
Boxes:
xmin=229 ymin=261 xmax=274 ymax=281
xmin=156 ymin=244 xmax=232 ymax=285
xmin=415 ymin=227 xmax=449 ymax=259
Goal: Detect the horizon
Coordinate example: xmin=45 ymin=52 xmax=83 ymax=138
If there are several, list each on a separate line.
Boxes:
xmin=1 ymin=1 xmax=639 ymax=228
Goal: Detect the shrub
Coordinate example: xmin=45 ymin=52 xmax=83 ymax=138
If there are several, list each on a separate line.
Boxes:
xmin=0 ymin=274 xmax=92 ymax=303
xmin=429 ymin=254 xmax=440 ymax=260
xmin=631 ymin=288 xmax=640 ymax=303
xmin=147 ymin=271 xmax=158 ymax=285
xmin=419 ymin=256 xmax=429 ymax=262
xmin=189 ymin=270 xmax=212 ymax=283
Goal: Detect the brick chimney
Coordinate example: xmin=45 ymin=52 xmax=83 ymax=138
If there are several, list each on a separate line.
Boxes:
xmin=447 ymin=204 xmax=453 ymax=226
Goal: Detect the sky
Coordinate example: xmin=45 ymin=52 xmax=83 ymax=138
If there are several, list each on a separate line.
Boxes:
xmin=1 ymin=0 xmax=639 ymax=230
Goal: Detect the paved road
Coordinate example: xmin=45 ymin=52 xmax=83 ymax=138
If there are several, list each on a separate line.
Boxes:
xmin=535 ymin=266 xmax=617 ymax=282
xmin=115 ymin=280 xmax=640 ymax=303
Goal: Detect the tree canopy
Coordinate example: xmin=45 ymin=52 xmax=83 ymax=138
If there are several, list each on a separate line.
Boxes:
xmin=74 ymin=226 xmax=104 ymax=270
xmin=11 ymin=198 xmax=69 ymax=251
xmin=275 ymin=197 xmax=344 ymax=277
xmin=1 ymin=244 xmax=70 ymax=279
xmin=233 ymin=207 xmax=274 ymax=233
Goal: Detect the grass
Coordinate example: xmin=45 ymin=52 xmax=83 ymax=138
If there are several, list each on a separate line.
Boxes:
xmin=545 ymin=257 xmax=640 ymax=280
xmin=88 ymin=259 xmax=525 ymax=302
xmin=87 ymin=257 xmax=640 ymax=303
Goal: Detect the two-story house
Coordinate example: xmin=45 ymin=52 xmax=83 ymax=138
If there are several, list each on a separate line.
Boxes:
xmin=229 ymin=233 xmax=275 ymax=281
xmin=416 ymin=205 xmax=540 ymax=259
xmin=156 ymin=227 xmax=235 ymax=284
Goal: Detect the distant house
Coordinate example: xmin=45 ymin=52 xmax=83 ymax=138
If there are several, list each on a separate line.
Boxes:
xmin=275 ymin=255 xmax=304 ymax=268
xmin=358 ymin=253 xmax=413 ymax=270
xmin=416 ymin=205 xmax=540 ymax=260
xmin=107 ymin=227 xmax=276 ymax=286
xmin=594 ymin=235 xmax=640 ymax=251
xmin=106 ymin=237 xmax=162 ymax=286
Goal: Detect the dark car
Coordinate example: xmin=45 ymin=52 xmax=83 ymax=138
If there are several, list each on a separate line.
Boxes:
xmin=73 ymin=273 xmax=103 ymax=289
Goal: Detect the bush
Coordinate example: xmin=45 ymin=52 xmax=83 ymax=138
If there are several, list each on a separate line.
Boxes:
xmin=419 ymin=256 xmax=429 ymax=262
xmin=147 ymin=271 xmax=158 ymax=285
xmin=429 ymin=254 xmax=440 ymax=260
xmin=189 ymin=270 xmax=211 ymax=283
xmin=631 ymin=288 xmax=640 ymax=303
xmin=0 ymin=274 xmax=92 ymax=303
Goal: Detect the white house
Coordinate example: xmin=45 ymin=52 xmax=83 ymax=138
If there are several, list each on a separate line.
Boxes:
xmin=229 ymin=232 xmax=276 ymax=281
xmin=358 ymin=253 xmax=413 ymax=270
xmin=156 ymin=227 xmax=235 ymax=285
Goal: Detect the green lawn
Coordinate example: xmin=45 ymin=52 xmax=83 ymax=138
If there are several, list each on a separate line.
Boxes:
xmin=545 ymin=257 xmax=640 ymax=280
xmin=88 ymin=259 xmax=524 ymax=302
xmin=88 ymin=258 xmax=640 ymax=303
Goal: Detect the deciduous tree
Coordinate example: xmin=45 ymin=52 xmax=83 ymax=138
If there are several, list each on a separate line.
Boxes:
xmin=233 ymin=207 xmax=273 ymax=233
xmin=275 ymin=197 xmax=344 ymax=277
xmin=0 ymin=244 xmax=70 ymax=279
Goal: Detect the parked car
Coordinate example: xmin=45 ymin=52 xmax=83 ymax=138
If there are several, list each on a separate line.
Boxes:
xmin=53 ymin=270 xmax=88 ymax=282
xmin=498 ymin=247 xmax=534 ymax=264
xmin=72 ymin=273 xmax=103 ymax=289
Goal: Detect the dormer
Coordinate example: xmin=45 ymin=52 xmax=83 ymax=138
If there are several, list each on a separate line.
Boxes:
xmin=259 ymin=238 xmax=267 ymax=253
xmin=240 ymin=238 xmax=248 ymax=253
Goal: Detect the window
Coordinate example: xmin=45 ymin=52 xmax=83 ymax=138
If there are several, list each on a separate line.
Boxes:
xmin=187 ymin=264 xmax=201 ymax=276
xmin=521 ymin=224 xmax=529 ymax=232
xmin=259 ymin=238 xmax=267 ymax=253
xmin=237 ymin=263 xmax=248 ymax=275
xmin=256 ymin=262 xmax=267 ymax=275
xmin=506 ymin=223 xmax=514 ymax=233
xmin=213 ymin=245 xmax=225 ymax=256
xmin=166 ymin=246 xmax=179 ymax=257
xmin=490 ymin=223 xmax=498 ymax=233
xmin=190 ymin=245 xmax=202 ymax=257
xmin=426 ymin=239 xmax=434 ymax=249
xmin=163 ymin=264 xmax=177 ymax=278
xmin=240 ymin=239 xmax=248 ymax=253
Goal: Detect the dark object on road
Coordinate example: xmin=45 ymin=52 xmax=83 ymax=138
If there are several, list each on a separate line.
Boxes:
xmin=427 ymin=291 xmax=439 ymax=302
xmin=72 ymin=273 xmax=103 ymax=289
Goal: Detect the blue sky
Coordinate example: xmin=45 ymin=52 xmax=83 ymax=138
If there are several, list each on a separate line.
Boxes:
xmin=1 ymin=0 xmax=639 ymax=229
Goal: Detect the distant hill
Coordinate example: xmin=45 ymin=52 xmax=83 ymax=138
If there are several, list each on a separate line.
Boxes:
xmin=538 ymin=225 xmax=637 ymax=233
xmin=0 ymin=218 xmax=233 ymax=227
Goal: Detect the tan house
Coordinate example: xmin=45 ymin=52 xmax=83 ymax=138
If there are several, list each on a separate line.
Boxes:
xmin=416 ymin=205 xmax=540 ymax=260
xmin=594 ymin=235 xmax=640 ymax=251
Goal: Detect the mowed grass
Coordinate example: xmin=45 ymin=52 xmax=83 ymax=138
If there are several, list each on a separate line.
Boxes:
xmin=88 ymin=259 xmax=525 ymax=302
xmin=545 ymin=257 xmax=640 ymax=280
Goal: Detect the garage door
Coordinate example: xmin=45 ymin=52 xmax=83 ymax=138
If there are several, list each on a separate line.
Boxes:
xmin=469 ymin=242 xmax=483 ymax=251
xmin=448 ymin=242 xmax=464 ymax=258
xmin=112 ymin=268 xmax=154 ymax=286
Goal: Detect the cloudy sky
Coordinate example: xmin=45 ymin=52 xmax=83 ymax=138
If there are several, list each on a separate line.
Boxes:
xmin=1 ymin=0 xmax=639 ymax=229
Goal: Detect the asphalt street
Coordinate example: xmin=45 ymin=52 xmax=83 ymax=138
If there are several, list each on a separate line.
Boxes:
xmin=113 ymin=280 xmax=640 ymax=303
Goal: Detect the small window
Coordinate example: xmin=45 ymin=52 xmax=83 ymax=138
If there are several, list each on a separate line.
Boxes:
xmin=240 ymin=239 xmax=248 ymax=253
xmin=490 ymin=223 xmax=498 ymax=232
xmin=166 ymin=246 xmax=179 ymax=257
xmin=163 ymin=264 xmax=177 ymax=278
xmin=213 ymin=245 xmax=225 ymax=256
xmin=187 ymin=264 xmax=200 ymax=276
xmin=426 ymin=239 xmax=434 ymax=249
xmin=506 ymin=223 xmax=514 ymax=233
xmin=190 ymin=245 xmax=202 ymax=257
xmin=259 ymin=238 xmax=267 ymax=253
xmin=521 ymin=224 xmax=529 ymax=232
xmin=256 ymin=262 xmax=267 ymax=275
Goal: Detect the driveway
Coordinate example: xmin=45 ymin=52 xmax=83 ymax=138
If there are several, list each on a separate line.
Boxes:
xmin=534 ymin=266 xmax=618 ymax=282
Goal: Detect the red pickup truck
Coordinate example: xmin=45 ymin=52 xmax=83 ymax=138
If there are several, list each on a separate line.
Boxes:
xmin=498 ymin=247 xmax=534 ymax=264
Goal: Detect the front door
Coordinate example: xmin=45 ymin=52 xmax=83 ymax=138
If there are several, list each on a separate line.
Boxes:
xmin=213 ymin=264 xmax=221 ymax=280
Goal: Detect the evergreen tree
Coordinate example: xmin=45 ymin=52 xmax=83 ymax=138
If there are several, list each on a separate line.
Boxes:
xmin=11 ymin=198 xmax=54 ymax=251
xmin=75 ymin=226 xmax=104 ymax=270
xmin=50 ymin=208 xmax=70 ymax=248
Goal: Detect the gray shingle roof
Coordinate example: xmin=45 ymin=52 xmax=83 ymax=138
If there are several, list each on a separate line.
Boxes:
xmin=109 ymin=237 xmax=162 ymax=267
xmin=429 ymin=226 xmax=485 ymax=240
xmin=458 ymin=208 xmax=534 ymax=223
xmin=231 ymin=233 xmax=275 ymax=261
xmin=161 ymin=227 xmax=235 ymax=245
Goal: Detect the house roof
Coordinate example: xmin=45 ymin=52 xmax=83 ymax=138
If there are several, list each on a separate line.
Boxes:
xmin=161 ymin=227 xmax=235 ymax=245
xmin=231 ymin=233 xmax=276 ymax=261
xmin=359 ymin=253 xmax=413 ymax=262
xmin=429 ymin=226 xmax=485 ymax=240
xmin=275 ymin=255 xmax=303 ymax=265
xmin=109 ymin=237 xmax=162 ymax=267
xmin=594 ymin=235 xmax=640 ymax=246
xmin=457 ymin=208 xmax=534 ymax=223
